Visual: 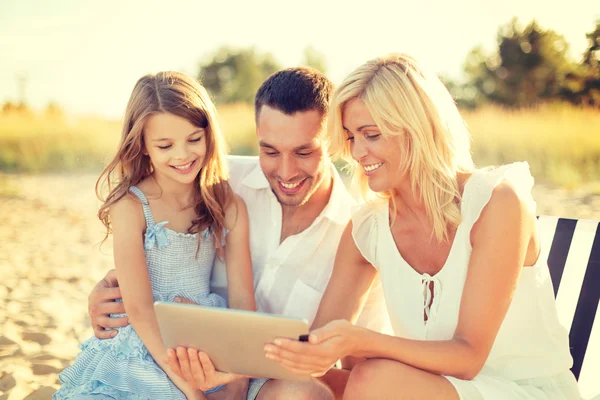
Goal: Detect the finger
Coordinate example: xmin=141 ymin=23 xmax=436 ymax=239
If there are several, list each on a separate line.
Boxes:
xmin=197 ymin=351 xmax=216 ymax=378
xmin=190 ymin=349 xmax=211 ymax=389
xmin=174 ymin=296 xmax=197 ymax=305
xmin=93 ymin=326 xmax=117 ymax=339
xmin=167 ymin=348 xmax=184 ymax=378
xmin=96 ymin=287 xmax=123 ymax=301
xmin=177 ymin=346 xmax=196 ymax=384
xmin=104 ymin=269 xmax=118 ymax=285
xmin=265 ymin=344 xmax=327 ymax=368
xmin=90 ymin=301 xmax=126 ymax=316
xmin=94 ymin=315 xmax=128 ymax=329
xmin=272 ymin=337 xmax=315 ymax=353
xmin=265 ymin=352 xmax=321 ymax=375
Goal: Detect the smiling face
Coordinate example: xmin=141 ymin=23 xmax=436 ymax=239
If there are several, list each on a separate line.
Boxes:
xmin=342 ymin=98 xmax=405 ymax=193
xmin=257 ymin=105 xmax=330 ymax=207
xmin=143 ymin=112 xmax=207 ymax=186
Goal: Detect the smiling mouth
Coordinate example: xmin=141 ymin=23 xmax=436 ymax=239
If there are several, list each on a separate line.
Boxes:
xmin=363 ymin=162 xmax=383 ymax=173
xmin=170 ymin=159 xmax=196 ymax=172
xmin=278 ymin=178 xmax=306 ymax=194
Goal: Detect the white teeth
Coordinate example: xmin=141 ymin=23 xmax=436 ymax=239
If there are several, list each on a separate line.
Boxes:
xmin=281 ymin=181 xmax=301 ymax=189
xmin=364 ymin=162 xmax=383 ymax=172
xmin=173 ymin=161 xmax=194 ymax=170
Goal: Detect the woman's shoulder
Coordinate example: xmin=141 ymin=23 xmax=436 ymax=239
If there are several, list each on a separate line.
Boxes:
xmin=463 ymin=162 xmax=536 ymax=227
xmin=351 ymin=198 xmax=388 ymax=222
xmin=467 ymin=162 xmax=533 ymax=195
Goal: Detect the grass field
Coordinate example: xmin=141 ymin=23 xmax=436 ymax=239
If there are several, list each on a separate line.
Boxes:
xmin=1 ymin=103 xmax=599 ymax=189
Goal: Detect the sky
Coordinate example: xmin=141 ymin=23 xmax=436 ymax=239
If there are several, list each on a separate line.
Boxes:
xmin=1 ymin=0 xmax=598 ymax=118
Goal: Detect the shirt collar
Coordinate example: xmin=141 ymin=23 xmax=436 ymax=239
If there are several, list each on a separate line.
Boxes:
xmin=240 ymin=161 xmax=270 ymax=189
xmin=241 ymin=161 xmax=354 ymax=226
xmin=319 ymin=165 xmax=355 ymax=226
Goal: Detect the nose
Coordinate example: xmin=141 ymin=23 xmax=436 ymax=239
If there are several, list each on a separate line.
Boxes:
xmin=173 ymin=143 xmax=190 ymax=160
xmin=350 ymin=136 xmax=367 ymax=162
xmin=278 ymin=155 xmax=298 ymax=181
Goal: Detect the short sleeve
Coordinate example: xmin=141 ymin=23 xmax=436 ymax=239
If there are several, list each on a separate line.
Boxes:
xmin=463 ymin=162 xmax=536 ymax=228
xmin=350 ymin=202 xmax=386 ymax=269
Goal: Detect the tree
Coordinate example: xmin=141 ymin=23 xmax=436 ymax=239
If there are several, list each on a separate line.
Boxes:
xmin=301 ymin=46 xmax=327 ymax=74
xmin=559 ymin=21 xmax=600 ymax=107
xmin=464 ymin=19 xmax=575 ymax=107
xmin=198 ymin=46 xmax=281 ymax=104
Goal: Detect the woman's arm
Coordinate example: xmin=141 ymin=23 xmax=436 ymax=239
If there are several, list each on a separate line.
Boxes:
xmin=312 ymin=221 xmax=378 ymax=330
xmin=110 ymin=196 xmax=203 ymax=399
xmin=268 ymin=181 xmax=535 ymax=380
xmin=223 ymin=193 xmax=256 ymax=312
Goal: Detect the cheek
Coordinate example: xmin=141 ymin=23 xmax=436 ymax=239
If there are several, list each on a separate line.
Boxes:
xmin=259 ymin=156 xmax=277 ymax=176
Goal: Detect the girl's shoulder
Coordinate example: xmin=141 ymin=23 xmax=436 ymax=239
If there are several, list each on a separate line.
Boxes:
xmin=110 ymin=190 xmax=146 ymax=232
xmin=223 ymin=192 xmax=248 ymax=232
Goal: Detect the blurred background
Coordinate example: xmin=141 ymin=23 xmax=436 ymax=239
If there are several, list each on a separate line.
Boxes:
xmin=0 ymin=0 xmax=599 ymax=399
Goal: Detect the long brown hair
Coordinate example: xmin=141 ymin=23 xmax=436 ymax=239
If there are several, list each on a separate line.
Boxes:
xmin=96 ymin=71 xmax=232 ymax=252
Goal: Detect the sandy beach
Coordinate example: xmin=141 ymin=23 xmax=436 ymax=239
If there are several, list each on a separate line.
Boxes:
xmin=1 ymin=173 xmax=599 ymax=399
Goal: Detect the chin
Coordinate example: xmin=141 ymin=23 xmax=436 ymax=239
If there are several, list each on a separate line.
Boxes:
xmin=367 ymin=180 xmax=388 ymax=194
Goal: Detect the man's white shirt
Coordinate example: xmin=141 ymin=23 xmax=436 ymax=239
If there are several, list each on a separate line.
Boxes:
xmin=211 ymin=156 xmax=392 ymax=333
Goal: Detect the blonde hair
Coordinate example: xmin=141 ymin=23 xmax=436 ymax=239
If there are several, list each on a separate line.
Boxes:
xmin=329 ymin=53 xmax=474 ymax=242
xmin=96 ymin=71 xmax=232 ymax=252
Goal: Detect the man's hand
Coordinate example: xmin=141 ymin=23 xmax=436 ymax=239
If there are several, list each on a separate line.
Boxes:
xmin=166 ymin=347 xmax=249 ymax=392
xmin=88 ymin=269 xmax=128 ymax=339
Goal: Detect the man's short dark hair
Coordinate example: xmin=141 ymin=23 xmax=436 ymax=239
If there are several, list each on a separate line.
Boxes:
xmin=254 ymin=67 xmax=333 ymax=122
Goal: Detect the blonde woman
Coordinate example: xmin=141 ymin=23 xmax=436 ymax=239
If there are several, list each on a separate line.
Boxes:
xmin=54 ymin=72 xmax=256 ymax=400
xmin=265 ymin=54 xmax=579 ymax=399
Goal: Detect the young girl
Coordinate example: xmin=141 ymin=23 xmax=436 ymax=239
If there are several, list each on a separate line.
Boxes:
xmin=54 ymin=71 xmax=256 ymax=400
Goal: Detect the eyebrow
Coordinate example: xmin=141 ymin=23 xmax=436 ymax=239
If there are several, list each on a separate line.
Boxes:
xmin=343 ymin=124 xmax=378 ymax=132
xmin=152 ymin=129 xmax=205 ymax=142
xmin=259 ymin=140 xmax=318 ymax=151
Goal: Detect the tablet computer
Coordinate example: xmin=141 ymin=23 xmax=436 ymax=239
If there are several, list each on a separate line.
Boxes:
xmin=154 ymin=301 xmax=311 ymax=381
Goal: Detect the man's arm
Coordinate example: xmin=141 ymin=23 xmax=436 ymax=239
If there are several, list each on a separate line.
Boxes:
xmin=88 ymin=269 xmax=128 ymax=339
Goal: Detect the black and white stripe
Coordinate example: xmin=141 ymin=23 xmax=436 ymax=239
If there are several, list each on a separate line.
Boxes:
xmin=538 ymin=216 xmax=600 ymax=399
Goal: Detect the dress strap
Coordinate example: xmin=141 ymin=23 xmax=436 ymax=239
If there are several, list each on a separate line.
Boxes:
xmin=128 ymin=186 xmax=157 ymax=227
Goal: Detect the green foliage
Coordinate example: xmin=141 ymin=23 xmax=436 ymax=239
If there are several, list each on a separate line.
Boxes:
xmin=561 ymin=21 xmax=600 ymax=106
xmin=301 ymin=46 xmax=327 ymax=74
xmin=464 ymin=19 xmax=575 ymax=107
xmin=198 ymin=46 xmax=281 ymax=104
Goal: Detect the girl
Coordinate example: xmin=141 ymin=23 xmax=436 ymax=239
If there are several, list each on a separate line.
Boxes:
xmin=266 ymin=54 xmax=580 ymax=399
xmin=54 ymin=71 xmax=256 ymax=400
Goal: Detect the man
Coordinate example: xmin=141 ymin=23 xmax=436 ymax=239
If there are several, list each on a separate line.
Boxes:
xmin=87 ymin=67 xmax=391 ymax=399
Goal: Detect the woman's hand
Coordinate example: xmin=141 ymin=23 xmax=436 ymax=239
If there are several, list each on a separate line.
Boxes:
xmin=167 ymin=347 xmax=249 ymax=392
xmin=264 ymin=319 xmax=360 ymax=377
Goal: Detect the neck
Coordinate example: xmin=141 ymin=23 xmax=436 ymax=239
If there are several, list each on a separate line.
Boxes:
xmin=391 ymin=179 xmax=428 ymax=224
xmin=151 ymin=173 xmax=197 ymax=207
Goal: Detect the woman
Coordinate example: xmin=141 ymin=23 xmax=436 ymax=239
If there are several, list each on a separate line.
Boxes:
xmin=264 ymin=54 xmax=580 ymax=399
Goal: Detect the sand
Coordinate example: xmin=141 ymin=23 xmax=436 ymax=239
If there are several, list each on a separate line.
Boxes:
xmin=0 ymin=173 xmax=599 ymax=399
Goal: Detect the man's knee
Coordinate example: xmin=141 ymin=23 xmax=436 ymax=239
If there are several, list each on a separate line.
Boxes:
xmin=257 ymin=379 xmax=333 ymax=400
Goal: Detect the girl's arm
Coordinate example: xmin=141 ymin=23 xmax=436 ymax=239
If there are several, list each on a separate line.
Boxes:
xmin=110 ymin=196 xmax=204 ymax=399
xmin=222 ymin=193 xmax=256 ymax=312
xmin=268 ymin=181 xmax=535 ymax=380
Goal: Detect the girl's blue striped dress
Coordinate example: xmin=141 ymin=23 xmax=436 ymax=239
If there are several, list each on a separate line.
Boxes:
xmin=54 ymin=186 xmax=227 ymax=399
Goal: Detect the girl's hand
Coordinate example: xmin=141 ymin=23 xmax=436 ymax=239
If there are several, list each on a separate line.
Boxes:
xmin=264 ymin=320 xmax=359 ymax=377
xmin=167 ymin=347 xmax=249 ymax=391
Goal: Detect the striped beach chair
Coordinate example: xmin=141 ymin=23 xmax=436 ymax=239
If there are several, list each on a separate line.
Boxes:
xmin=538 ymin=216 xmax=600 ymax=400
